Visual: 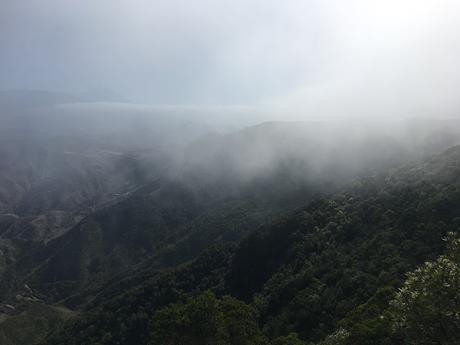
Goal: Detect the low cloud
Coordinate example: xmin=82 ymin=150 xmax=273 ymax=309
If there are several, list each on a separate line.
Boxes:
xmin=1 ymin=0 xmax=459 ymax=120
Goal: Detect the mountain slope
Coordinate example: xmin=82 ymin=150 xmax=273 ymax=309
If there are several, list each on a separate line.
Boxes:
xmin=42 ymin=146 xmax=460 ymax=345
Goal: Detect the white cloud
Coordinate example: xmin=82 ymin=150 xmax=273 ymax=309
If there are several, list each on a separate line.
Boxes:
xmin=271 ymin=0 xmax=460 ymax=119
xmin=1 ymin=0 xmax=459 ymax=119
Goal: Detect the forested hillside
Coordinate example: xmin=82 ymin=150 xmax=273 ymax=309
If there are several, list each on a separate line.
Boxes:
xmin=3 ymin=114 xmax=447 ymax=306
xmin=40 ymin=146 xmax=460 ymax=345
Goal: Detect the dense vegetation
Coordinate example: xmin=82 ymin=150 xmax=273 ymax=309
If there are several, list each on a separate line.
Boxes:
xmin=39 ymin=146 xmax=460 ymax=344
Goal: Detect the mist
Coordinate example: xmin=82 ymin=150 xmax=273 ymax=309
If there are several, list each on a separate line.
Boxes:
xmin=2 ymin=0 xmax=460 ymax=206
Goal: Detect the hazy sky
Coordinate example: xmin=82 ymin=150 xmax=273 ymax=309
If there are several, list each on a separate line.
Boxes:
xmin=1 ymin=0 xmax=460 ymax=118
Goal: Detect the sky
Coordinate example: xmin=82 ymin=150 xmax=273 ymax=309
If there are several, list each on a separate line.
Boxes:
xmin=1 ymin=0 xmax=460 ymax=119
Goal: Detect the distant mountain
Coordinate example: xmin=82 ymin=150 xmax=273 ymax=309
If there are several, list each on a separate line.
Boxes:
xmin=0 ymin=90 xmax=82 ymax=110
xmin=76 ymin=88 xmax=130 ymax=103
xmin=182 ymin=119 xmax=460 ymax=198
xmin=0 ymin=88 xmax=129 ymax=109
